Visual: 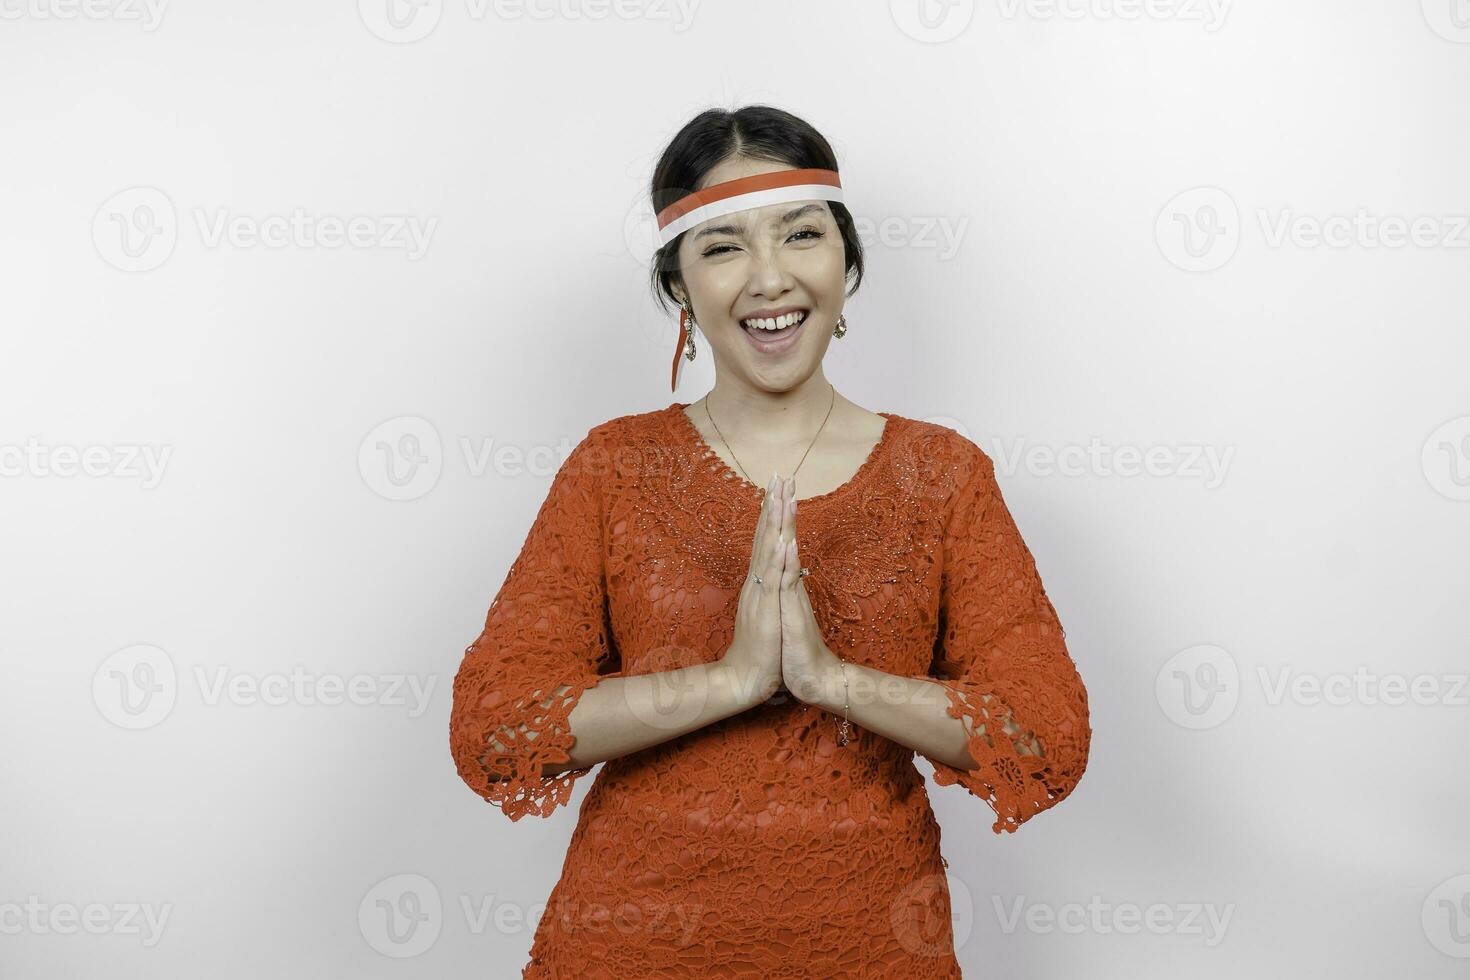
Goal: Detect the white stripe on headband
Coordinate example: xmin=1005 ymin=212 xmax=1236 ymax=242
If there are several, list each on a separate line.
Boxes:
xmin=656 ymin=168 xmax=845 ymax=248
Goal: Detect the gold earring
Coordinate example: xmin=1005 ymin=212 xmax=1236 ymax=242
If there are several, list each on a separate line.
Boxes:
xmin=833 ymin=313 xmax=848 ymax=338
xmin=670 ymin=300 xmax=700 ymax=392
xmin=680 ymin=301 xmax=698 ymax=360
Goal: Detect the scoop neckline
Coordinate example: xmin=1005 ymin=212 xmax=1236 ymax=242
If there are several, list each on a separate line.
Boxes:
xmin=668 ymin=401 xmax=897 ymax=505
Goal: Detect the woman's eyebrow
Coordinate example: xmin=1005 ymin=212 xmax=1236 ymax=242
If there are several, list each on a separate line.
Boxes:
xmin=692 ymin=203 xmax=827 ymax=241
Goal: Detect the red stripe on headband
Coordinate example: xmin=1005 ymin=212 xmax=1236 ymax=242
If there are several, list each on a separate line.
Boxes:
xmin=656 ymin=168 xmax=842 ymax=231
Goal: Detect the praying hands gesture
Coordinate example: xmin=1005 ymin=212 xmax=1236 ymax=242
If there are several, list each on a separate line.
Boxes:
xmin=719 ymin=474 xmax=843 ymax=709
xmin=774 ymin=477 xmax=845 ymax=705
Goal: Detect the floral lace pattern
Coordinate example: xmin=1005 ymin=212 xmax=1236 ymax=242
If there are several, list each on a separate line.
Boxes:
xmin=449 ymin=403 xmax=1091 ymax=977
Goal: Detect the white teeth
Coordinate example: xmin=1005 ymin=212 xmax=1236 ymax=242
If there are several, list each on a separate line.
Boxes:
xmin=742 ymin=311 xmax=807 ymax=331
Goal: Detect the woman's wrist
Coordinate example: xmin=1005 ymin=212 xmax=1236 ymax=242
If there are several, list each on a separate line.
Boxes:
xmin=710 ymin=656 xmax=779 ymax=712
xmin=786 ymin=648 xmax=848 ymax=710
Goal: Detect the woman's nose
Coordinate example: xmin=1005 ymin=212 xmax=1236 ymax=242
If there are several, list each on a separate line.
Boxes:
xmin=745 ymin=248 xmax=792 ymax=292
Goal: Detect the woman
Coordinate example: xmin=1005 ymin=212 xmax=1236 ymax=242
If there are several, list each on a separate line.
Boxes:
xmin=449 ymin=104 xmax=1091 ymax=978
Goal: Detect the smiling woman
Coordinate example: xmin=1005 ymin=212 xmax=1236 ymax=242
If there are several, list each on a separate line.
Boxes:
xmin=649 ymin=111 xmax=864 ymax=397
xmin=449 ymin=104 xmax=1091 ymax=979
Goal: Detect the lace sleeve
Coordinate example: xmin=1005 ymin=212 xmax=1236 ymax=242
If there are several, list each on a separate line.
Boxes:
xmin=919 ymin=444 xmax=1091 ymax=834
xmin=449 ymin=426 xmax=623 ymax=821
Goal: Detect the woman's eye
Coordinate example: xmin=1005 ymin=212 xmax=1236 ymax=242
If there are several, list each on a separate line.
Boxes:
xmin=701 ymin=229 xmax=824 ymax=258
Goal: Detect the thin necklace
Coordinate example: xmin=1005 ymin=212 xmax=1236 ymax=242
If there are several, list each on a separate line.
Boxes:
xmin=704 ymin=382 xmax=836 ymax=487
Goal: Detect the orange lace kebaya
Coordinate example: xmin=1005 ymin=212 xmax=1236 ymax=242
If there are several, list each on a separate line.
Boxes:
xmin=449 ymin=402 xmax=1091 ymax=978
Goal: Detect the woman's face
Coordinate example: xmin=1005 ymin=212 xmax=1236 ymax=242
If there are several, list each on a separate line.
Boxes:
xmin=674 ymin=156 xmax=847 ymax=392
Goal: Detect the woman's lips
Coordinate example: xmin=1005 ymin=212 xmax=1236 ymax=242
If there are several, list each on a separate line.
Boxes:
xmin=740 ymin=315 xmax=807 ymax=355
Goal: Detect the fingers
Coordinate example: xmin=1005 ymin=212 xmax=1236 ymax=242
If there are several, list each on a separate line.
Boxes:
xmin=763 ymin=484 xmax=787 ymax=590
xmin=780 ymin=478 xmax=799 ymax=591
xmin=781 ymin=476 xmax=796 ymax=546
xmin=748 ymin=472 xmax=784 ymax=594
xmin=780 ymin=533 xmax=795 ymax=591
xmin=768 ymin=527 xmax=786 ymax=593
xmin=748 ymin=470 xmax=782 ymax=570
xmin=779 ymin=486 xmax=815 ymax=609
xmin=790 ymin=542 xmax=812 ymax=610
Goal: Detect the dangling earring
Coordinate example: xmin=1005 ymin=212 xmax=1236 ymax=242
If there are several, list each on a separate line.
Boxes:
xmin=681 ymin=301 xmax=698 ymax=361
xmin=671 ymin=300 xmax=698 ymax=392
xmin=833 ymin=313 xmax=848 ymax=338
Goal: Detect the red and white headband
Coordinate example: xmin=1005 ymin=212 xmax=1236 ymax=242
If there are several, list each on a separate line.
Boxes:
xmin=660 ymin=168 xmax=845 ymax=391
xmin=656 ymin=167 xmax=844 ymax=248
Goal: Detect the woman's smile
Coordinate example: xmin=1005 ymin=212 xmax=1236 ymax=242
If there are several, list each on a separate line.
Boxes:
xmin=738 ymin=307 xmax=810 ymax=355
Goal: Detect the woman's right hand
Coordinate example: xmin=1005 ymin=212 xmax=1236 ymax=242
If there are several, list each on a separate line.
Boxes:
xmin=719 ymin=473 xmax=793 ymax=707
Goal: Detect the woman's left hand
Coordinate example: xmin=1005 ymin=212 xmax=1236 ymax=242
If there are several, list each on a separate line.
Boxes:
xmin=779 ymin=498 xmax=841 ymax=704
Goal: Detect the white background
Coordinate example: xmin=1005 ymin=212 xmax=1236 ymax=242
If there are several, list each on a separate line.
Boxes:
xmin=3 ymin=0 xmax=1469 ymax=977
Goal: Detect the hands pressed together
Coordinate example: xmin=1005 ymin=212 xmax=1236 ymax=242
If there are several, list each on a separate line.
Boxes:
xmin=720 ymin=473 xmax=845 ymax=708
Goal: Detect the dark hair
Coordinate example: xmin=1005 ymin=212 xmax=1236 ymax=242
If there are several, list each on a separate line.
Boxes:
xmin=647 ymin=104 xmax=865 ymax=314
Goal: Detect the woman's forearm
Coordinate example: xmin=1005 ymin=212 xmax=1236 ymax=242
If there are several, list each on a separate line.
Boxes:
xmin=793 ymin=661 xmax=1044 ymax=770
xmin=482 ymin=659 xmax=770 ymax=779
